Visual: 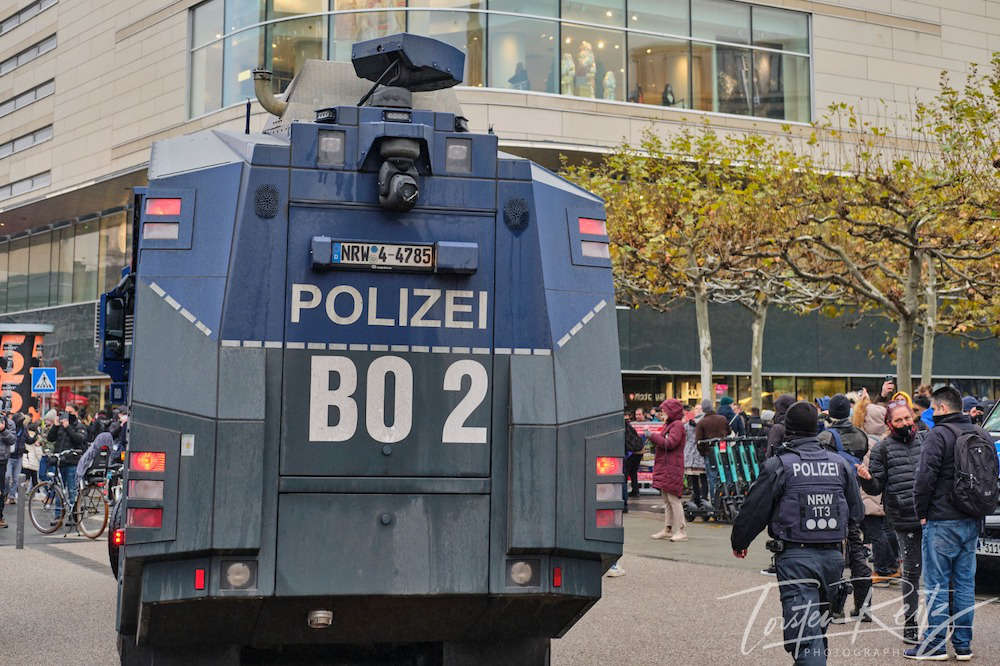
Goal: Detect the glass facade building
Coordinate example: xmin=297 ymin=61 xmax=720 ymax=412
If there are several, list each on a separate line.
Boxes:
xmin=189 ymin=0 xmax=812 ymax=122
xmin=0 ymin=209 xmax=130 ymax=314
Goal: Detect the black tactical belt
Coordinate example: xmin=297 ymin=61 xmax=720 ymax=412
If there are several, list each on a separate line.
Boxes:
xmin=782 ymin=541 xmax=841 ymax=550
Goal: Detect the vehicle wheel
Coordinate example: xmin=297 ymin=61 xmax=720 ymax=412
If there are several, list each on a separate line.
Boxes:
xmin=684 ymin=509 xmax=694 ymax=522
xmin=76 ymin=483 xmax=109 ymax=539
xmin=109 ymin=497 xmax=124 ymax=578
xmin=27 ymin=482 xmax=65 ymax=534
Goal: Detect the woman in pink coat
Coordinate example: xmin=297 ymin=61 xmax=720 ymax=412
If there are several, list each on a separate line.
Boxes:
xmin=649 ymin=398 xmax=688 ymax=541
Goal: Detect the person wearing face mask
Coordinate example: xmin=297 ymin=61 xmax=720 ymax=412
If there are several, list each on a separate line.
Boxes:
xmin=855 ymin=400 xmax=925 ymax=646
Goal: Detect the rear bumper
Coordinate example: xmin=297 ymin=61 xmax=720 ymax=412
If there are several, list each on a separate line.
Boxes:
xmin=134 ymin=593 xmax=598 ymax=649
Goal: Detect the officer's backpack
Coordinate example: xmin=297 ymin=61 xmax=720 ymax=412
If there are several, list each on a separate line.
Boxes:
xmin=625 ymin=423 xmax=645 ymax=454
xmin=942 ymin=423 xmax=1000 ymax=517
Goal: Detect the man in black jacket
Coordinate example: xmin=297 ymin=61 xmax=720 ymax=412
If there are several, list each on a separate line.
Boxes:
xmin=856 ymin=400 xmax=924 ymax=645
xmin=765 ymin=394 xmax=796 ymax=459
xmin=46 ymin=408 xmax=87 ymax=507
xmin=909 ymin=386 xmax=979 ymax=660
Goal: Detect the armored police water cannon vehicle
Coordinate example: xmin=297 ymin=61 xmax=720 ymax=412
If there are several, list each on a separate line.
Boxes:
xmin=103 ymin=33 xmax=623 ymax=665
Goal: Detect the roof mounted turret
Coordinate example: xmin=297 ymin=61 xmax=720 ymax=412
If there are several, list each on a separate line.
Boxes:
xmin=352 ymin=33 xmax=465 ymax=108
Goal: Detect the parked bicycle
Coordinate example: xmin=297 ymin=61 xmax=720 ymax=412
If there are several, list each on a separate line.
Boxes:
xmin=26 ymin=449 xmax=109 ymax=539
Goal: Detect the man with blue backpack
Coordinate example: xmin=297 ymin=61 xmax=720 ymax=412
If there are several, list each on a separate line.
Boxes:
xmin=817 ymin=394 xmax=872 ymax=624
xmin=906 ymin=386 xmax=1000 ymax=661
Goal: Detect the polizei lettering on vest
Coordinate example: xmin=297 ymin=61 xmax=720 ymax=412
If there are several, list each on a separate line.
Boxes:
xmin=790 ymin=461 xmax=838 ymax=477
xmin=290 ymin=284 xmax=488 ymax=329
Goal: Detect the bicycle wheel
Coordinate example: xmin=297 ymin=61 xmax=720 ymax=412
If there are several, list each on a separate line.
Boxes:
xmin=75 ymin=483 xmax=109 ymax=539
xmin=28 ymin=482 xmax=67 ymax=534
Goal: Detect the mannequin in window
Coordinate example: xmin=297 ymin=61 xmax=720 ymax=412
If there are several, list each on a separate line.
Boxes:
xmin=602 ymin=70 xmax=616 ymax=100
xmin=575 ymin=41 xmax=595 ymax=98
xmin=561 ymin=52 xmax=575 ymax=94
xmin=508 ymin=61 xmax=529 ymax=90
xmin=662 ymin=83 xmax=675 ymax=107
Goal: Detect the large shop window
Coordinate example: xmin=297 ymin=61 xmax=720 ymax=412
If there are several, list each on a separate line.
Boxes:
xmin=0 ymin=243 xmax=7 ymax=311
xmin=28 ymin=232 xmax=51 ymax=309
xmin=408 ymin=7 xmax=485 ymax=87
xmin=330 ymin=1 xmax=406 ymax=62
xmin=628 ymin=0 xmax=687 ymax=38
xmin=7 ymin=237 xmax=28 ymax=312
xmin=627 ymin=33 xmax=688 ymax=108
xmin=561 ymin=0 xmax=623 ymax=28
xmin=488 ymin=13 xmax=558 ymax=93
xmin=98 ymin=213 xmax=128 ymax=294
xmin=72 ymin=218 xmax=99 ymax=304
xmin=52 ymin=226 xmax=74 ymax=306
xmin=561 ymin=24 xmax=624 ymax=101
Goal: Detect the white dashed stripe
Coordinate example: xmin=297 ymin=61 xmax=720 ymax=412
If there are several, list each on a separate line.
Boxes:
xmin=148 ymin=282 xmax=214 ymax=338
xmin=216 ymin=342 xmax=555 ymax=356
xmin=557 ymin=298 xmax=609 ymax=349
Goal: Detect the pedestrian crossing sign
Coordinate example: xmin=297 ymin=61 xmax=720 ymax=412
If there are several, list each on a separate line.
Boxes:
xmin=31 ymin=367 xmax=57 ymax=394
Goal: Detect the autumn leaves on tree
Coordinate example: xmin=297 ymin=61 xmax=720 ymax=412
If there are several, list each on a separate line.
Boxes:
xmin=564 ymin=55 xmax=1000 ymax=407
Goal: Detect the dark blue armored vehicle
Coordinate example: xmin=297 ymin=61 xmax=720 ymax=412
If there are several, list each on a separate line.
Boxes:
xmin=102 ymin=34 xmax=623 ymax=665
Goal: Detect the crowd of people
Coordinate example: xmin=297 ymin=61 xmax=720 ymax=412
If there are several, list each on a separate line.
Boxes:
xmin=617 ymin=380 xmax=996 ymax=662
xmin=0 ymin=404 xmax=127 ymax=528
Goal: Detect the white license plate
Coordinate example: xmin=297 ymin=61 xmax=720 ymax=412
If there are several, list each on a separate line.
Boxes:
xmin=977 ymin=538 xmax=1000 ymax=556
xmin=333 ymin=241 xmax=434 ymax=270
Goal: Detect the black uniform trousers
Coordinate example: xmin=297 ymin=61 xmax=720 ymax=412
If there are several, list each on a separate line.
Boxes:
xmin=624 ymin=452 xmax=642 ymax=495
xmin=776 ymin=546 xmax=845 ymax=665
xmin=844 ymin=521 xmax=872 ymax=612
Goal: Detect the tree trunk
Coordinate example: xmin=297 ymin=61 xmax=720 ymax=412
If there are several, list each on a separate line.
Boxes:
xmin=750 ymin=299 xmax=768 ymax=410
xmin=694 ymin=281 xmax=713 ymax=403
xmin=920 ymin=255 xmax=937 ymax=388
xmin=896 ymin=251 xmax=921 ymax=393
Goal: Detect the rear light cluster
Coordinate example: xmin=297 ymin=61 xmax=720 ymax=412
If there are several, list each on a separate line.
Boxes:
xmin=594 ymin=455 xmax=623 ymax=530
xmin=126 ymin=450 xmax=167 ymax=529
xmin=578 ymin=217 xmax=610 ymax=259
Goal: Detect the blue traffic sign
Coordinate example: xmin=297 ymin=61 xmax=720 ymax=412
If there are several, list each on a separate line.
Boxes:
xmin=30 ymin=367 xmax=57 ymax=394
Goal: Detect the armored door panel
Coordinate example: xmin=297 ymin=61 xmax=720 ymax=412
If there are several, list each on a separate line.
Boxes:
xmin=281 ymin=205 xmax=494 ymax=477
xmin=275 ymin=493 xmax=489 ymax=595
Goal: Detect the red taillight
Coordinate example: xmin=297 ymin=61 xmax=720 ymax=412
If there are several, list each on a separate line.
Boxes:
xmin=194 ymin=568 xmax=206 ymax=590
xmin=100 ymin=445 xmax=108 ymax=452
xmin=145 ymin=198 xmax=181 ymax=216
xmin=130 ymin=452 xmax=166 ymax=472
xmin=112 ymin=528 xmax=126 ymax=546
xmin=596 ymin=509 xmax=623 ymax=528
xmin=552 ymin=567 xmax=562 ymax=588
xmin=595 ymin=456 xmax=622 ymax=475
xmin=719 ymin=441 xmax=727 ymax=453
xmin=126 ymin=508 xmax=162 ymax=528
xmin=578 ymin=217 xmax=607 ymax=236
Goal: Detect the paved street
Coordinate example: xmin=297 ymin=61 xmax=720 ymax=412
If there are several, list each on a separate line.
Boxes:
xmin=3 ymin=498 xmax=1000 ymax=665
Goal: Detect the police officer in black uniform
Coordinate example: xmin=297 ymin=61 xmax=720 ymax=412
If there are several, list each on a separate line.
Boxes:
xmin=731 ymin=401 xmax=864 ymax=665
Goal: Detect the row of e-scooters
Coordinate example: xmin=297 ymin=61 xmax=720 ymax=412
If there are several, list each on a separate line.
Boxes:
xmin=684 ymin=436 xmax=768 ymax=524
